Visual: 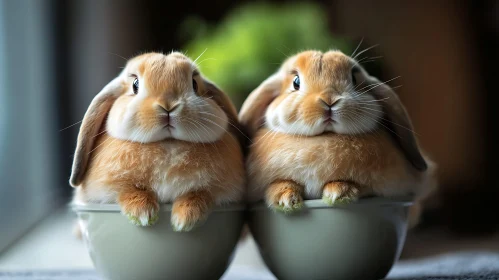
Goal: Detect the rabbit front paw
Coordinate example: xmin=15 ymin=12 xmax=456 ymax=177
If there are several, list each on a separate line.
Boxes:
xmin=119 ymin=189 xmax=160 ymax=226
xmin=322 ymin=181 xmax=360 ymax=206
xmin=266 ymin=180 xmax=304 ymax=213
xmin=125 ymin=210 xmax=159 ymax=226
xmin=171 ymin=190 xmax=213 ymax=232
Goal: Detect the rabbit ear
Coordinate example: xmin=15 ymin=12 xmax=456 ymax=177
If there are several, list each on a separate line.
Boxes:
xmin=239 ymin=73 xmax=282 ymax=138
xmin=202 ymin=79 xmax=245 ymax=145
xmin=70 ymin=77 xmax=125 ymax=187
xmin=203 ymin=79 xmax=239 ymax=128
xmin=367 ymin=76 xmax=428 ymax=171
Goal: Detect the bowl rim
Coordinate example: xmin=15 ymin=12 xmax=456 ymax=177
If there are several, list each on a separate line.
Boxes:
xmin=72 ymin=196 xmax=413 ymax=213
xmin=71 ymin=203 xmax=246 ymax=213
xmin=249 ymin=195 xmax=414 ymax=210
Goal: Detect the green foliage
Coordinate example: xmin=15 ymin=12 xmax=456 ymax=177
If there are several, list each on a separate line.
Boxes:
xmin=183 ymin=3 xmax=351 ymax=107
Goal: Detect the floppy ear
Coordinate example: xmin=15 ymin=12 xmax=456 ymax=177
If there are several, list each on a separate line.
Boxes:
xmin=70 ymin=77 xmax=125 ymax=187
xmin=367 ymin=76 xmax=428 ymax=171
xmin=202 ymin=79 xmax=245 ymax=145
xmin=238 ymin=73 xmax=282 ymax=138
xmin=203 ymin=79 xmax=239 ymax=128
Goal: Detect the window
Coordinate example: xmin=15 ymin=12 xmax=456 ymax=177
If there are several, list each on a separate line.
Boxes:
xmin=0 ymin=0 xmax=61 ymax=253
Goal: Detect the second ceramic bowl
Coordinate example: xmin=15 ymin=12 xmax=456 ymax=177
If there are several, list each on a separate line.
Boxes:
xmin=249 ymin=197 xmax=412 ymax=280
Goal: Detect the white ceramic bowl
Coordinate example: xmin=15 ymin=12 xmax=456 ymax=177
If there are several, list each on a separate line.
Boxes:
xmin=73 ymin=204 xmax=244 ymax=280
xmin=248 ymin=197 xmax=413 ymax=280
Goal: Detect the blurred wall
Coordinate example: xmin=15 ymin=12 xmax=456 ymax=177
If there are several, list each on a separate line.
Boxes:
xmin=0 ymin=0 xmax=60 ymax=252
xmin=67 ymin=0 xmax=143 ymax=130
xmin=334 ymin=0 xmax=486 ymax=188
xmin=331 ymin=0 xmax=498 ymax=230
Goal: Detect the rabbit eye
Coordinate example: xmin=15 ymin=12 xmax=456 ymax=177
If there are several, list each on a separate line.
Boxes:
xmin=192 ymin=79 xmax=198 ymax=93
xmin=293 ymin=75 xmax=300 ymax=90
xmin=132 ymin=78 xmax=139 ymax=94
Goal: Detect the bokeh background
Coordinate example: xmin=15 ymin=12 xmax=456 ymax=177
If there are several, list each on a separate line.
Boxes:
xmin=0 ymin=0 xmax=498 ymax=270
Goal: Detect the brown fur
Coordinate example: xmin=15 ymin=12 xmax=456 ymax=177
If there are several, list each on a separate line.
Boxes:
xmin=240 ymin=50 xmax=436 ymax=224
xmin=70 ymin=77 xmax=125 ymax=187
xmin=119 ymin=188 xmax=159 ymax=219
xmin=322 ymin=181 xmax=361 ymax=202
xmin=71 ymin=52 xmax=245 ymax=230
xmin=171 ymin=189 xmax=214 ymax=232
xmin=78 ymin=132 xmax=243 ymax=203
xmin=265 ymin=180 xmax=304 ymax=210
xmin=247 ymin=128 xmax=429 ymax=201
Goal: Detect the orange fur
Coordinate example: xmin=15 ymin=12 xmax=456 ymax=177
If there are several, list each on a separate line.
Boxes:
xmin=247 ymin=128 xmax=430 ymax=202
xmin=240 ymin=50 xmax=437 ymax=219
xmin=322 ymin=181 xmax=361 ymax=203
xmin=171 ymin=189 xmax=214 ymax=231
xmin=76 ymin=132 xmax=244 ymax=204
xmin=118 ymin=188 xmax=160 ymax=223
xmin=265 ymin=180 xmax=304 ymax=211
xmin=71 ymin=52 xmax=245 ymax=230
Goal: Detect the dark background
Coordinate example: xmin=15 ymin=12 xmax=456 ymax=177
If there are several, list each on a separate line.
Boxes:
xmin=0 ymin=0 xmax=497 ymax=253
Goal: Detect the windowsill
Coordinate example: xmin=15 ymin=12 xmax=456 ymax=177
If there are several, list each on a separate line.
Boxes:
xmin=2 ymin=206 xmax=499 ymax=279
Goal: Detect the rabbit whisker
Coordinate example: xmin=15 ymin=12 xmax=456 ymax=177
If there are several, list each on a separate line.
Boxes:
xmin=193 ymin=48 xmax=208 ymax=64
xmin=200 ymin=117 xmax=237 ymax=144
xmin=252 ymin=127 xmax=276 ymax=146
xmin=357 ymin=107 xmax=419 ymax=136
xmin=354 ymin=97 xmax=390 ymax=103
xmin=188 ymin=115 xmax=224 ymax=152
xmin=182 ymin=119 xmax=202 ymax=144
xmin=344 ymin=113 xmax=363 ymax=135
xmin=276 ymin=47 xmax=291 ymax=58
xmin=350 ymin=37 xmax=364 ymax=58
xmin=353 ymin=44 xmax=380 ymax=61
xmin=347 ymin=109 xmax=383 ymax=135
xmin=92 ymin=130 xmax=107 ymax=138
xmin=196 ymin=58 xmax=217 ymax=66
xmin=109 ymin=52 xmax=128 ymax=61
xmin=88 ymin=136 xmax=116 ymax=156
xmin=352 ymin=80 xmax=366 ymax=91
xmin=353 ymin=109 xmax=402 ymax=138
xmin=196 ymin=116 xmax=232 ymax=153
xmin=184 ymin=118 xmax=207 ymax=148
xmin=60 ymin=120 xmax=83 ymax=131
xmin=198 ymin=111 xmax=252 ymax=143
xmin=193 ymin=118 xmax=222 ymax=150
xmin=353 ymin=76 xmax=401 ymax=98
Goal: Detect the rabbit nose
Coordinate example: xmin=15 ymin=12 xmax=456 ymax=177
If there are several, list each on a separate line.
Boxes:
xmin=158 ymin=103 xmax=180 ymax=114
xmin=157 ymin=103 xmax=180 ymax=125
xmin=320 ymin=98 xmax=342 ymax=109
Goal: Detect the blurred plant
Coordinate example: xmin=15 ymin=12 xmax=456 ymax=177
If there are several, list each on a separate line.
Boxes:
xmin=182 ymin=2 xmax=352 ymax=107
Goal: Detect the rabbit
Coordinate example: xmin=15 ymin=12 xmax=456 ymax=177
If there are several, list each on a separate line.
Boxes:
xmin=70 ymin=52 xmax=245 ymax=232
xmin=239 ymin=50 xmax=436 ymax=217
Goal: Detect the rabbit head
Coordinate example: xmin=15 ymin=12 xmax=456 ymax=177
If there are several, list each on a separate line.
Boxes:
xmin=70 ymin=52 xmax=239 ymax=187
xmin=239 ymin=50 xmax=427 ymax=171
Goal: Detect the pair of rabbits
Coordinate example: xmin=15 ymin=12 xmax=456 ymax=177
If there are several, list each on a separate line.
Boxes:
xmin=70 ymin=51 xmax=435 ymax=232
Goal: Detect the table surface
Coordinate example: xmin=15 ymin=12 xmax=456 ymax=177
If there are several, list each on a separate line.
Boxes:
xmin=1 ymin=207 xmax=499 ymax=280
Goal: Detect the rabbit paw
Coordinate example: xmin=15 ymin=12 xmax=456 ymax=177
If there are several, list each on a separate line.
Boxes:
xmin=171 ymin=212 xmax=199 ymax=232
xmin=275 ymin=191 xmax=303 ymax=213
xmin=119 ymin=190 xmax=160 ymax=226
xmin=125 ymin=210 xmax=159 ymax=226
xmin=266 ymin=180 xmax=304 ymax=213
xmin=171 ymin=191 xmax=213 ymax=232
xmin=123 ymin=207 xmax=159 ymax=226
xmin=322 ymin=182 xmax=360 ymax=206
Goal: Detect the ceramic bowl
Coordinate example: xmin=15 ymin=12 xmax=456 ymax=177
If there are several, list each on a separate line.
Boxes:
xmin=73 ymin=203 xmax=244 ymax=280
xmin=248 ymin=197 xmax=412 ymax=280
